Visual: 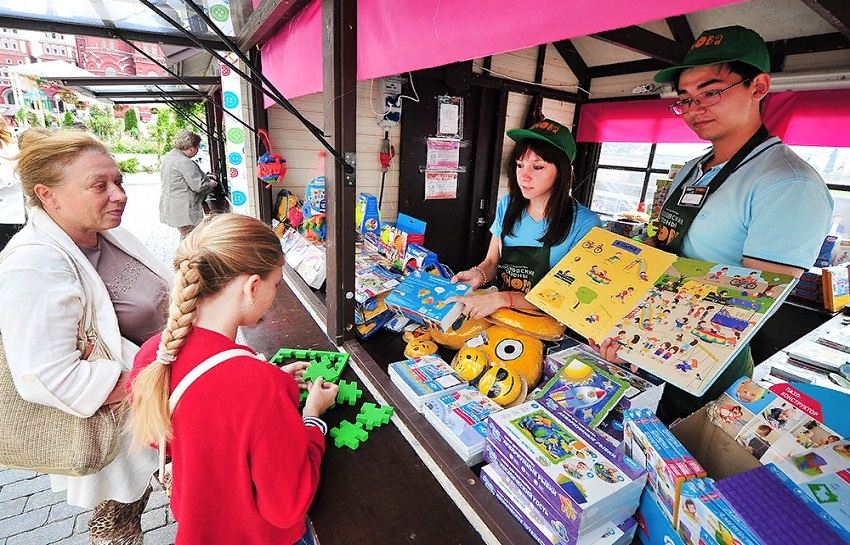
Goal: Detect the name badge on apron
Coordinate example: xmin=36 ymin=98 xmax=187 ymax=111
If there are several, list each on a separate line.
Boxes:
xmin=678 ymin=186 xmax=708 ymax=208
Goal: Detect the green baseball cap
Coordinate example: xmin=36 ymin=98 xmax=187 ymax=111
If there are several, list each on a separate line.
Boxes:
xmin=654 ymin=25 xmax=770 ymax=84
xmin=506 ymin=119 xmax=576 ymax=164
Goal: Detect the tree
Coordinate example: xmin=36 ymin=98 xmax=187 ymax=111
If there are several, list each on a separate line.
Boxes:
xmin=123 ymin=107 xmax=138 ymax=134
xmin=88 ymin=103 xmax=118 ymax=142
xmin=62 ymin=111 xmax=74 ymax=127
xmin=668 ymin=259 xmax=712 ymax=291
xmin=154 ymin=108 xmax=178 ymax=156
xmin=573 ymin=287 xmax=598 ymax=310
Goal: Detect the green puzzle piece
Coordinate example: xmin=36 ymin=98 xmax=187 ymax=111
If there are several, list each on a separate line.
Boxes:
xmin=329 ymin=420 xmax=368 ymax=449
xmin=355 ymin=402 xmax=394 ymax=430
xmin=336 ymin=379 xmax=363 ymax=405
xmin=270 ymin=347 xmax=349 ymax=384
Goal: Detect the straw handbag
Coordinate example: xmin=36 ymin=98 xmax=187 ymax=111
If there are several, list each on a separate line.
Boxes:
xmin=0 ymin=243 xmax=122 ymax=476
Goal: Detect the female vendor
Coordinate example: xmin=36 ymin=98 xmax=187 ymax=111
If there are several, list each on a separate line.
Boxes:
xmin=451 ymin=118 xmax=602 ymax=318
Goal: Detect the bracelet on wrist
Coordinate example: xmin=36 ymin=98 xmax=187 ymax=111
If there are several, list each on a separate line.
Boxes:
xmin=472 ymin=265 xmax=488 ymax=284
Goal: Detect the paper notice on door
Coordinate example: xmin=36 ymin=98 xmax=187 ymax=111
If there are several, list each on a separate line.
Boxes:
xmin=424 ymin=171 xmax=458 ymax=200
xmin=426 ymin=138 xmax=460 ymax=170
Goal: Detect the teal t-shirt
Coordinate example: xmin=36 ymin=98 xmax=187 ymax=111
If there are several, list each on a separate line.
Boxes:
xmin=670 ymin=137 xmax=833 ymax=270
xmin=489 ymin=195 xmax=603 ymax=270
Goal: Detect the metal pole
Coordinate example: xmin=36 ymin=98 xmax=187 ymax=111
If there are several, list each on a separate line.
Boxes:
xmin=138 ymin=0 xmax=352 ymax=173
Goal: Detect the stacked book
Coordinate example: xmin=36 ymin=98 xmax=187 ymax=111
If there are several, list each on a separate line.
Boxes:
xmin=480 ymin=463 xmax=638 ymax=545
xmin=421 ymin=386 xmax=503 ymax=466
xmin=483 ymin=397 xmax=646 ymax=544
xmin=388 ymin=355 xmax=467 ymax=412
xmin=786 ymin=339 xmax=850 ymax=373
xmin=790 ymin=267 xmax=823 ymax=304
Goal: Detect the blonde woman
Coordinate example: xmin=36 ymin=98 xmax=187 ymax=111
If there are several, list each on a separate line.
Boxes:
xmin=129 ymin=214 xmax=338 ymax=545
xmin=159 ymin=129 xmax=217 ymax=238
xmin=0 ymin=129 xmax=171 ymax=544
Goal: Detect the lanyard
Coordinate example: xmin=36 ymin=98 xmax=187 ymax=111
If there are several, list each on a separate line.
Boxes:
xmin=653 ymin=125 xmax=770 ymax=253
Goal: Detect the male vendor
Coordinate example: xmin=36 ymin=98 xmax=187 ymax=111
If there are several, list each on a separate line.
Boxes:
xmin=593 ymin=26 xmax=833 ymax=423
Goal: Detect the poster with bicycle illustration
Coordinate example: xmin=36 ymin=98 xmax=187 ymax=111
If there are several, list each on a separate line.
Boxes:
xmin=526 ymin=228 xmax=796 ymax=396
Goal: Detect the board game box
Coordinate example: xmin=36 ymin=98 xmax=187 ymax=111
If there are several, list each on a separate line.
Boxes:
xmin=480 ymin=463 xmax=637 ymax=545
xmin=533 ymin=354 xmax=629 ymax=428
xmin=484 ymin=398 xmax=645 ymax=534
xmin=421 ymin=386 xmax=503 ymax=466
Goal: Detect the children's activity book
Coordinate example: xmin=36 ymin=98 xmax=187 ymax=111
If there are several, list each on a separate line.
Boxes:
xmin=526 ymin=228 xmax=796 ymax=397
xmin=384 ymin=269 xmax=469 ymax=331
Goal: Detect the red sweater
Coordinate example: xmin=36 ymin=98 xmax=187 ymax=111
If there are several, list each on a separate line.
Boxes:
xmin=130 ymin=328 xmax=326 ymax=545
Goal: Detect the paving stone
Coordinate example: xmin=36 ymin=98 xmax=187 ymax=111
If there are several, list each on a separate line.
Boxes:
xmin=146 ymin=489 xmax=170 ymax=510
xmin=25 ymin=488 xmax=65 ymax=512
xmin=0 ymin=475 xmax=51 ymax=502
xmin=5 ymin=517 xmax=73 ymax=545
xmin=141 ymin=506 xmax=167 ymax=531
xmin=143 ymin=523 xmax=177 ymax=545
xmin=0 ymin=507 xmax=49 ymax=539
xmin=47 ymin=501 xmax=86 ymax=523
xmin=73 ymin=513 xmax=89 ymax=534
xmin=53 ymin=534 xmax=88 ymax=545
xmin=0 ymin=470 xmax=39 ymax=487
xmin=0 ymin=497 xmax=26 ymax=520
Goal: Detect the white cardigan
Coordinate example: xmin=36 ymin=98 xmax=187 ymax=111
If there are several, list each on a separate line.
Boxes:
xmin=0 ymin=207 xmax=172 ymax=508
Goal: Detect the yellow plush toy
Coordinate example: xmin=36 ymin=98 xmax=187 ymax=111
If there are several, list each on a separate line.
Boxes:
xmin=487 ymin=307 xmax=566 ymax=342
xmin=451 ymin=346 xmax=488 ymax=383
xmin=404 ymin=337 xmax=439 ymax=359
xmin=477 ymin=325 xmax=544 ymax=388
xmin=478 ymin=365 xmax=527 ymax=407
xmin=429 ymin=314 xmax=490 ymax=349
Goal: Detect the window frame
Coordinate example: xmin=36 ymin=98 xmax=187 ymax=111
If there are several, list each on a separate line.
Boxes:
xmin=591 ymin=142 xmax=668 ymax=213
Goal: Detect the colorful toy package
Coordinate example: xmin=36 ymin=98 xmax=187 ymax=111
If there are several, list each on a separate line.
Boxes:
xmin=765 ymin=439 xmax=850 ymax=542
xmin=421 ymin=386 xmax=503 ymax=466
xmin=384 ymin=269 xmax=469 ymax=331
xmin=480 ymin=463 xmax=638 ymax=545
xmin=533 ymin=354 xmax=630 ymax=428
xmin=705 ymin=377 xmax=846 ymax=465
xmin=623 ymin=408 xmax=706 ymax=527
xmin=387 ymin=354 xmax=467 ymax=412
xmin=676 ymin=478 xmax=760 ymax=545
xmin=484 ymin=398 xmax=646 ymax=538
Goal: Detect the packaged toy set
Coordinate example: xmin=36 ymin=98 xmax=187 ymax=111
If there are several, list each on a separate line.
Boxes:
xmin=623 ymin=408 xmax=706 ymax=526
xmin=388 ymin=354 xmax=467 ymax=412
xmin=384 ymin=270 xmax=469 ymax=331
xmin=421 ymin=386 xmax=503 ymax=466
xmin=484 ymin=398 xmax=646 ymax=543
xmin=479 ymin=463 xmax=638 ymax=545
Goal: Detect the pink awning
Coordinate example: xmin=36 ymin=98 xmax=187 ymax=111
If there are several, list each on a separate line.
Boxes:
xmin=577 ymin=90 xmax=850 ymax=147
xmin=259 ymin=0 xmax=746 ymax=104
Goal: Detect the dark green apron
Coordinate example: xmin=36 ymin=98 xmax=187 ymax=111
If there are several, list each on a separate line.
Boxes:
xmin=653 ymin=125 xmax=770 ymax=253
xmin=496 ymin=242 xmax=550 ymax=294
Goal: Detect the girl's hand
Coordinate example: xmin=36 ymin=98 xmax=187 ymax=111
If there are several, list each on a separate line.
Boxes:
xmin=587 ymin=337 xmax=634 ymax=369
xmin=451 ymin=269 xmax=484 ymax=289
xmin=303 ymin=377 xmax=339 ymax=417
xmin=447 ymin=291 xmax=510 ymax=320
xmin=280 ymin=361 xmax=309 ymax=390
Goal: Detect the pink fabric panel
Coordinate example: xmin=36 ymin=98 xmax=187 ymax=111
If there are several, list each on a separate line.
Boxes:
xmin=576 ymin=100 xmax=704 ymax=143
xmin=260 ymin=0 xmax=746 ymax=104
xmin=260 ymin=0 xmax=323 ymax=103
xmin=765 ymin=90 xmax=850 ymax=148
xmin=577 ymin=90 xmax=850 ymax=147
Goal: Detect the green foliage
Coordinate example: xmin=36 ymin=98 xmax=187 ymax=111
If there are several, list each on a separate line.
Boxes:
xmin=123 ymin=108 xmax=138 ymax=134
xmin=62 ymin=111 xmax=74 ymax=127
xmin=112 ymin=140 xmax=158 ymax=154
xmin=154 ymin=108 xmax=178 ymax=156
xmin=115 ymin=157 xmax=142 ymax=174
xmin=89 ymin=104 xmax=118 ymax=142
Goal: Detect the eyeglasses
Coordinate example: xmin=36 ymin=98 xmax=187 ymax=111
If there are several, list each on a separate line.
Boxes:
xmin=668 ymin=79 xmax=751 ymax=116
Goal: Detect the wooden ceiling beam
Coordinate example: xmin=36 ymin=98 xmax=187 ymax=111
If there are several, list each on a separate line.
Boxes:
xmin=800 ymin=0 xmax=850 ymax=40
xmin=591 ymin=26 xmax=688 ymax=65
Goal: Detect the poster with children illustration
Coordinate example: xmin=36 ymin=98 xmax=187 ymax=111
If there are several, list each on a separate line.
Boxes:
xmin=526 ymin=227 xmax=676 ymax=339
xmin=601 ymin=258 xmax=796 ymax=397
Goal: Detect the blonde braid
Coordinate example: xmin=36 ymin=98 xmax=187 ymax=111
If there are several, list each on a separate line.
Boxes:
xmin=129 ymin=256 xmax=204 ymax=450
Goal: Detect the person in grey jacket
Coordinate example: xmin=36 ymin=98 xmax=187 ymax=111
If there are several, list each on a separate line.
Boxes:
xmin=159 ymin=129 xmax=217 ymax=238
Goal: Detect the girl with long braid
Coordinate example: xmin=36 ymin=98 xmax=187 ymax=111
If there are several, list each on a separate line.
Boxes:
xmin=128 ymin=213 xmax=338 ymax=545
